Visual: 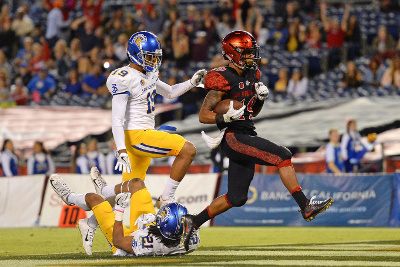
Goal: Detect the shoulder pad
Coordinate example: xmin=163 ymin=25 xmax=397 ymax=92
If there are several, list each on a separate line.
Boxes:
xmin=106 ymin=70 xmax=130 ymax=95
xmin=204 ymin=69 xmax=230 ymax=92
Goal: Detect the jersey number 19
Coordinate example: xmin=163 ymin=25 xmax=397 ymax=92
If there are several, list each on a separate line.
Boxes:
xmin=146 ymin=89 xmax=156 ymax=114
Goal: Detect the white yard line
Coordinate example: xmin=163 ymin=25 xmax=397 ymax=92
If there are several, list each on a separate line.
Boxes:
xmin=192 ymin=260 xmax=400 ymax=266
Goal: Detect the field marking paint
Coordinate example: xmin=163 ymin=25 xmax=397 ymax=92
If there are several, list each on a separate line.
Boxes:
xmin=43 ymin=258 xmax=190 ymax=266
xmin=192 ymin=250 xmax=400 ymax=257
xmin=0 ymin=250 xmax=110 ymax=257
xmin=245 ymin=244 xmax=400 ymax=251
xmin=192 ymin=260 xmax=400 ymax=266
xmin=225 ymin=239 xmax=400 ymax=248
xmin=0 ymin=259 xmax=190 ymax=267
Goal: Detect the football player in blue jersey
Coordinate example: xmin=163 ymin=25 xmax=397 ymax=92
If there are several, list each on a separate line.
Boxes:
xmin=50 ymin=167 xmax=200 ymax=256
xmin=106 ymin=31 xmax=206 ymax=230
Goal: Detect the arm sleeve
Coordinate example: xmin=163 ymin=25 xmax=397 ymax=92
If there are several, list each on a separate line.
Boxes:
xmin=46 ymin=155 xmax=55 ymax=175
xmin=111 ymin=94 xmax=129 ymax=151
xmin=325 ymin=144 xmax=335 ymax=163
xmin=156 ymin=80 xmax=193 ymax=99
xmin=340 ymin=134 xmax=349 ymax=160
xmin=27 ymin=157 xmax=34 ymax=175
xmin=1 ymin=153 xmax=12 ymax=177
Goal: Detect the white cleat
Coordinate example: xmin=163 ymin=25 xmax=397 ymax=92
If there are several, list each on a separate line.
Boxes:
xmin=77 ymin=218 xmax=96 ymax=255
xmin=90 ymin=167 xmax=107 ymax=197
xmin=49 ymin=174 xmax=74 ymax=206
xmin=113 ymin=248 xmax=132 ymax=256
xmin=155 ymin=195 xmax=176 ymax=209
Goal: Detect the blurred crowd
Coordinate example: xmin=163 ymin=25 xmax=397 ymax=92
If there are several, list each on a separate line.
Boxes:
xmin=0 ymin=137 xmax=123 ymax=176
xmin=2 ymin=0 xmax=400 ymax=175
xmin=1 ymin=0 xmax=400 ymax=109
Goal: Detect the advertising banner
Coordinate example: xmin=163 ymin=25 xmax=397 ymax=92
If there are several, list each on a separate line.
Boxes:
xmin=389 ymin=171 xmax=400 ymax=227
xmin=0 ymin=175 xmax=46 ymax=227
xmin=39 ymin=173 xmax=218 ymax=227
xmin=214 ymin=173 xmax=394 ymax=227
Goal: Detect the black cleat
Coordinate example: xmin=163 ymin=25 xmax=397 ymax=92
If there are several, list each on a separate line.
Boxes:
xmin=301 ymin=196 xmax=334 ymax=222
xmin=181 ymin=214 xmax=195 ymax=251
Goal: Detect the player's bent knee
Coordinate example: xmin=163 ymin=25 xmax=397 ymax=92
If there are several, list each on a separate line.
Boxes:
xmin=227 ymin=194 xmax=248 ymax=207
xmin=180 ymin=141 xmax=197 ymax=158
xmin=280 ymin=146 xmax=292 ymax=160
xmin=128 ymin=178 xmax=146 ymax=194
xmin=85 ymin=193 xmax=104 ymax=209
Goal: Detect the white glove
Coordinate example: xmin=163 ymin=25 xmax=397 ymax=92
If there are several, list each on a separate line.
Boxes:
xmin=115 ymin=152 xmax=132 ymax=173
xmin=190 ymin=69 xmax=207 ymax=87
xmin=114 ymin=192 xmax=131 ymax=221
xmin=254 ymin=82 xmax=269 ymax=101
xmin=134 ymin=213 xmax=156 ymax=230
xmin=201 ymin=128 xmax=227 ymax=149
xmin=222 ymin=101 xmax=246 ymax=123
xmin=115 ymin=192 xmax=131 ymax=211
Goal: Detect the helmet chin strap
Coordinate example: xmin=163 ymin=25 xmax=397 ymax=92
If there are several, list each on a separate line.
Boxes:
xmin=245 ymin=61 xmax=258 ymax=70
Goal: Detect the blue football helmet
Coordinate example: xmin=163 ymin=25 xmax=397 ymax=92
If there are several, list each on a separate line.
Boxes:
xmin=156 ymin=202 xmax=188 ymax=240
xmin=127 ymin=31 xmax=162 ymax=72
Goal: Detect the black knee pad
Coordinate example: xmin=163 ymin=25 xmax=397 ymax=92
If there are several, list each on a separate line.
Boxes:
xmin=227 ymin=193 xmax=248 ymax=207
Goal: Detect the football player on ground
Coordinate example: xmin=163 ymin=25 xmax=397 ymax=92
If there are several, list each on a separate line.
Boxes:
xmin=181 ymin=30 xmax=334 ymax=251
xmin=78 ymin=31 xmax=206 ymax=254
xmin=49 ymin=168 xmax=199 ymax=256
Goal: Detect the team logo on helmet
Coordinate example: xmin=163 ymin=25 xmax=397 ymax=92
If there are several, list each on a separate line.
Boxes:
xmin=132 ymin=34 xmax=147 ymax=49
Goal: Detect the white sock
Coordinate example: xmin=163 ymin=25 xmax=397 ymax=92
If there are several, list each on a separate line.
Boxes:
xmin=101 ymin=185 xmax=116 ymax=198
xmin=67 ymin=193 xmax=90 ymax=211
xmin=87 ymin=214 xmax=98 ymax=228
xmin=161 ymin=178 xmax=180 ymax=200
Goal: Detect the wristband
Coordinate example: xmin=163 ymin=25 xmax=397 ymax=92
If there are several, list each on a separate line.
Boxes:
xmin=216 ymin=114 xmax=225 ymax=124
xmin=216 ymin=114 xmax=228 ymax=130
xmin=115 ymin=210 xmax=124 ymax=221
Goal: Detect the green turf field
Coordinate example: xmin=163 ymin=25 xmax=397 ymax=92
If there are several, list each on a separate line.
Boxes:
xmin=1 ymin=227 xmax=400 ymax=266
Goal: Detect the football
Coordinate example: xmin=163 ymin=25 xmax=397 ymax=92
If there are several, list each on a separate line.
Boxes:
xmin=213 ymin=99 xmax=243 ymax=114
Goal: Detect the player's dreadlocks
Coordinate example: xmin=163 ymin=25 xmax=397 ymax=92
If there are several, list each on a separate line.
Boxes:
xmin=148 ymin=225 xmax=181 ymax=248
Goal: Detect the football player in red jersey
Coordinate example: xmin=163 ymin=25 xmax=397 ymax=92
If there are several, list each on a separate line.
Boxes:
xmin=181 ymin=30 xmax=334 ymax=250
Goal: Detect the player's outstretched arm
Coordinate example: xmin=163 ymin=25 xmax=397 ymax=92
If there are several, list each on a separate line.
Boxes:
xmin=156 ymin=69 xmax=207 ymax=99
xmin=190 ymin=69 xmax=207 ymax=87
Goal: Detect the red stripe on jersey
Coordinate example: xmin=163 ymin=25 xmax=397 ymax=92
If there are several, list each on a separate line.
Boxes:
xmin=225 ymin=131 xmax=282 ymax=166
xmin=204 ymin=70 xmax=231 ymax=91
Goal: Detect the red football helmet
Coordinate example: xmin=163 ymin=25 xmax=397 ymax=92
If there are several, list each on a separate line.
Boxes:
xmin=221 ymin=30 xmax=260 ymax=69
